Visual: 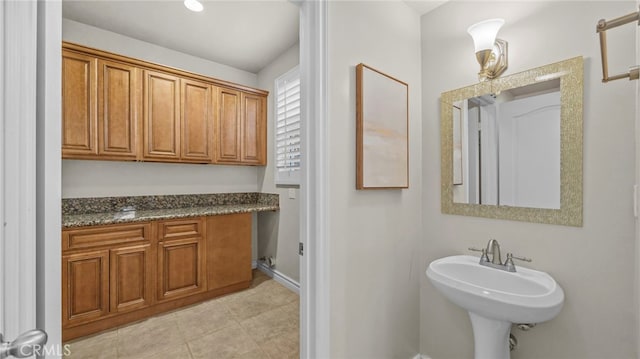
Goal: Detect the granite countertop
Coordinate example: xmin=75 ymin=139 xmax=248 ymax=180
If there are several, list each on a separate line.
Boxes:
xmin=62 ymin=193 xmax=279 ymax=228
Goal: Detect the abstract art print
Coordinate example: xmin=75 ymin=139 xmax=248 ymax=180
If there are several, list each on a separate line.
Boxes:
xmin=356 ymin=63 xmax=409 ymax=189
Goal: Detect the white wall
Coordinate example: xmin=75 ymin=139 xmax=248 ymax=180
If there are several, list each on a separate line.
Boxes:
xmin=62 ymin=160 xmax=258 ymax=198
xmin=421 ymin=2 xmax=637 ymax=358
xmin=257 ymin=43 xmax=301 ymax=283
xmin=328 ymin=2 xmax=422 ymax=357
xmin=62 ymin=19 xmax=257 ymax=87
xmin=61 ymin=19 xmax=261 ymax=198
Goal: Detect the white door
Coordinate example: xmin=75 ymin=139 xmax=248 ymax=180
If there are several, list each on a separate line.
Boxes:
xmin=1 ymin=1 xmax=61 ymax=357
xmin=497 ymin=91 xmax=561 ymax=209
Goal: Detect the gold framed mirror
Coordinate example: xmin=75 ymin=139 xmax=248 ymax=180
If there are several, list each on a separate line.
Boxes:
xmin=441 ymin=56 xmax=583 ymax=226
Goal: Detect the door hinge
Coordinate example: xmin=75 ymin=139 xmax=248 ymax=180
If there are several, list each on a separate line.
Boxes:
xmin=299 ymin=242 xmax=304 ymax=256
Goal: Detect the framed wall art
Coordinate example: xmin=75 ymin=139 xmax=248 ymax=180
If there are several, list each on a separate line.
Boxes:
xmin=356 ymin=63 xmax=409 ymax=189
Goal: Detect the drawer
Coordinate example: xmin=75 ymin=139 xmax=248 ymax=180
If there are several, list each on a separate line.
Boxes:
xmin=158 ymin=218 xmax=203 ymax=240
xmin=63 ymin=223 xmax=151 ymax=251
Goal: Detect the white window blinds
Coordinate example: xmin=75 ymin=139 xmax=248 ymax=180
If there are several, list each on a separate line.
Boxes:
xmin=274 ymin=66 xmax=301 ymax=185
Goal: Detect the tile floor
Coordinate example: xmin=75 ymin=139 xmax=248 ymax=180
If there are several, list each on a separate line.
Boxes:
xmin=64 ymin=270 xmax=299 ymax=359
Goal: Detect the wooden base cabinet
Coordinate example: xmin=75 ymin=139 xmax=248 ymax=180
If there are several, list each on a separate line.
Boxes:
xmin=62 ymin=214 xmax=252 ymax=342
xmin=207 ymin=213 xmax=252 ymax=290
xmin=157 ymin=218 xmax=206 ymax=301
xmin=62 ymin=223 xmax=152 ymax=331
xmin=110 ymin=244 xmax=154 ymax=314
xmin=62 ymin=250 xmax=109 ymax=327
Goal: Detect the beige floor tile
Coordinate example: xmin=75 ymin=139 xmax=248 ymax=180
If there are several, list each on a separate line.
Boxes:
xmin=264 ymin=282 xmax=299 ymax=307
xmin=64 ymin=329 xmax=117 ymax=359
xmin=187 ymin=323 xmax=260 ymax=359
xmin=240 ymin=307 xmax=298 ymax=345
xmin=280 ymin=300 xmax=300 ymax=318
xmin=219 ymin=278 xmax=273 ymax=304
xmin=232 ymin=347 xmax=270 ymax=359
xmin=64 ymin=277 xmax=299 ymax=359
xmin=224 ymin=292 xmax=283 ymax=321
xmin=176 ymin=300 xmax=237 ymax=341
xmin=260 ymin=328 xmax=299 ymax=359
xmin=117 ymin=313 xmax=183 ymax=359
xmin=137 ymin=343 xmax=193 ymax=359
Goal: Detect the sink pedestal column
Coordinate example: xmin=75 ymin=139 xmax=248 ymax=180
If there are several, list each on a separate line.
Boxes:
xmin=468 ymin=312 xmax=511 ymax=359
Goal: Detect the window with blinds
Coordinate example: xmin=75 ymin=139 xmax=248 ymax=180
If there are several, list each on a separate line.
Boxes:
xmin=274 ymin=66 xmax=301 ymax=185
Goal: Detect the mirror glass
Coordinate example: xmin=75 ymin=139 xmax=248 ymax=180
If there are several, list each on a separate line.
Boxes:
xmin=441 ymin=57 xmax=583 ymax=226
xmin=452 ymin=79 xmax=561 ymax=209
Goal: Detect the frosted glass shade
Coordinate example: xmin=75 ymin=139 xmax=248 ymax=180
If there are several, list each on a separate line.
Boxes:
xmin=467 ymin=19 xmax=505 ymax=52
xmin=184 ymin=0 xmax=203 ymax=12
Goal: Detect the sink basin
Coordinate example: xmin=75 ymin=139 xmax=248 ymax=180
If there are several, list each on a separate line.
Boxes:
xmin=426 ymin=255 xmax=564 ymax=359
xmin=426 ymin=255 xmax=564 ymax=324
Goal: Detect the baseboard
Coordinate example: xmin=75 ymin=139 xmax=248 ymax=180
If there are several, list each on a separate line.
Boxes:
xmin=256 ymin=262 xmax=300 ymax=294
xmin=412 ymin=355 xmax=431 ymax=359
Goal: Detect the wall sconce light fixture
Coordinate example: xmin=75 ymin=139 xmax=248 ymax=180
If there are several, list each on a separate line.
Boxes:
xmin=467 ymin=19 xmax=508 ymax=81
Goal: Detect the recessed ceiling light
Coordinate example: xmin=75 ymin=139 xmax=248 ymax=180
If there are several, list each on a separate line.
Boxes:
xmin=184 ymin=0 xmax=203 ymax=12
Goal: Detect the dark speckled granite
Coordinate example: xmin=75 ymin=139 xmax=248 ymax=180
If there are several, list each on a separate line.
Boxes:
xmin=62 ymin=193 xmax=279 ymax=228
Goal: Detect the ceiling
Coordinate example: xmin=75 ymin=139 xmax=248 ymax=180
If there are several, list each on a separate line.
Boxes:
xmin=62 ymin=0 xmax=300 ymax=74
xmin=403 ymin=0 xmax=447 ymax=15
xmin=62 ymin=0 xmax=449 ymax=73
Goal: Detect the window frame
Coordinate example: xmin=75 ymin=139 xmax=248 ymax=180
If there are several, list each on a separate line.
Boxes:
xmin=274 ymin=65 xmax=301 ymax=186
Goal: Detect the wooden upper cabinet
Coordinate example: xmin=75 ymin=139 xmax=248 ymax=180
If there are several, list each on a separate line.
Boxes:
xmin=181 ymin=79 xmax=213 ymax=162
xmin=143 ymin=70 xmax=181 ymax=161
xmin=214 ymin=88 xmax=267 ymax=165
xmin=62 ymin=43 xmax=268 ymax=166
xmin=62 ymin=50 xmax=97 ymax=157
xmin=241 ymin=93 xmax=267 ymax=165
xmin=98 ymin=59 xmax=140 ymax=159
xmin=215 ymin=87 xmax=242 ymax=163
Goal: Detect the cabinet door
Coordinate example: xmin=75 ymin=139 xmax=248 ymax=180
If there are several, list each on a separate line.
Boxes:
xmin=157 ymin=237 xmax=205 ymax=301
xmin=110 ymin=244 xmax=154 ymax=314
xmin=181 ymin=79 xmax=212 ymax=162
xmin=97 ymin=59 xmax=139 ymax=159
xmin=206 ymin=213 xmax=252 ymax=290
xmin=62 ymin=250 xmax=109 ymax=327
xmin=62 ymin=50 xmax=97 ymax=157
xmin=241 ymin=93 xmax=267 ymax=165
xmin=143 ymin=70 xmax=180 ymax=160
xmin=214 ymin=87 xmax=241 ymax=163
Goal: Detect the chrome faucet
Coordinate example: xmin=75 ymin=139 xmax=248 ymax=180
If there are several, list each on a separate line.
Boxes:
xmin=468 ymin=239 xmax=532 ymax=272
xmin=486 ymin=239 xmax=502 ymax=265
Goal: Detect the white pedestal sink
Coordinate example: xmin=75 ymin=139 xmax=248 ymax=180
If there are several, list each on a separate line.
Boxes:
xmin=426 ymin=255 xmax=564 ymax=359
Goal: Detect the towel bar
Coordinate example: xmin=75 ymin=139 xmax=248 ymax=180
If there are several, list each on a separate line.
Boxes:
xmin=596 ymin=6 xmax=639 ymax=83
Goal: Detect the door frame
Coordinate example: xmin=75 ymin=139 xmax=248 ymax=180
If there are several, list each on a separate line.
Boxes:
xmin=36 ymin=0 xmax=63 ymax=354
xmin=298 ymin=1 xmax=330 ymax=358
xmin=1 ymin=0 xmax=63 ymax=354
xmin=1 ymin=0 xmax=39 ymax=341
xmin=4 ymin=1 xmax=327 ymax=357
